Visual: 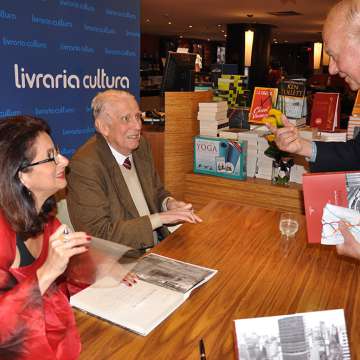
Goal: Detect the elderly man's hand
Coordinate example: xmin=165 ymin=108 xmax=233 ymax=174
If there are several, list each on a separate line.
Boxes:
xmin=160 ymin=199 xmax=202 ymax=225
xmin=166 ymin=198 xmax=191 ymax=211
xmin=336 ymin=222 xmax=360 ymax=260
xmin=266 ymin=115 xmax=313 ymax=157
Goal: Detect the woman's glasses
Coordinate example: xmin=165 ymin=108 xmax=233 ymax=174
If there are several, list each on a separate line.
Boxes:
xmin=19 ymin=146 xmax=60 ymax=171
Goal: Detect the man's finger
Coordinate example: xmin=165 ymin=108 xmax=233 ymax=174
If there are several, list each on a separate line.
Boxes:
xmin=266 ymin=123 xmax=277 ymax=134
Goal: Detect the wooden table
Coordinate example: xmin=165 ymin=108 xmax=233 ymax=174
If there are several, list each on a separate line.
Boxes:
xmin=75 ymin=200 xmax=360 ymax=359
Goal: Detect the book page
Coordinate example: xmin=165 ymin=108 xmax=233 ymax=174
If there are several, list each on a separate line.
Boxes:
xmin=132 ymin=253 xmax=217 ymax=294
xmin=70 ymin=277 xmax=186 ymax=336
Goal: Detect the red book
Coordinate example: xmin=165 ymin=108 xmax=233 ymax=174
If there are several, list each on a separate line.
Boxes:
xmin=248 ymin=87 xmax=278 ymax=124
xmin=302 ymin=171 xmax=360 ymax=243
xmin=310 ymin=92 xmax=340 ymax=131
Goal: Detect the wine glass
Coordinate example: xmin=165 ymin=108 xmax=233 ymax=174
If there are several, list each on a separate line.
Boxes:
xmin=279 ymin=212 xmax=299 ymax=238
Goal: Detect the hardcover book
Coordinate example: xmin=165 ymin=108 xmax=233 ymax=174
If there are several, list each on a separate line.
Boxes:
xmin=302 ymin=171 xmax=360 ymax=243
xmin=310 ymin=92 xmax=340 ymax=131
xmin=194 ymin=136 xmax=247 ymax=180
xmin=198 ymin=101 xmax=228 ymax=111
xmin=70 ymin=253 xmax=217 ymax=336
xmin=197 ymin=110 xmax=227 ymax=121
xmin=248 ymin=87 xmax=278 ymax=124
xmin=352 ymin=90 xmax=360 ymax=117
xmin=277 ymin=80 xmax=307 ymax=119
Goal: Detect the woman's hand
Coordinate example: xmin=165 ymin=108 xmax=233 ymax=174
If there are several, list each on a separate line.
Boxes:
xmin=122 ymin=272 xmax=138 ymax=287
xmin=37 ymin=224 xmax=91 ymax=294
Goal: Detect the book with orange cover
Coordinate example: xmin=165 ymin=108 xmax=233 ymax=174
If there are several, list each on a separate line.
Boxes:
xmin=302 ymin=171 xmax=360 ymax=243
xmin=248 ymin=87 xmax=278 ymax=124
xmin=310 ymin=92 xmax=340 ymax=131
xmin=352 ymin=90 xmax=360 ymax=117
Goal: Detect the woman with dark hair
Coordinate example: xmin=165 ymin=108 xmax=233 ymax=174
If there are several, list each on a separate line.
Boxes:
xmin=0 ymin=115 xmax=90 ymax=360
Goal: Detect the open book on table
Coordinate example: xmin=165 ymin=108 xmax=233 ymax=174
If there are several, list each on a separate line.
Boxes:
xmin=70 ymin=253 xmax=217 ymax=336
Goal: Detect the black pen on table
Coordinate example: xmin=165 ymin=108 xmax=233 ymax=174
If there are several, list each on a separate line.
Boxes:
xmin=199 ymin=338 xmax=207 ymax=360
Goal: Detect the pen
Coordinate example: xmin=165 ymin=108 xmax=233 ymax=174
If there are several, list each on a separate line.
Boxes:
xmin=199 ymin=338 xmax=207 ymax=360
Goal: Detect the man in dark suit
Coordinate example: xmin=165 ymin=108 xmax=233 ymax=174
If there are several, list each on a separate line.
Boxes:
xmin=269 ymin=0 xmax=360 ymax=260
xmin=66 ymin=90 xmax=201 ymax=249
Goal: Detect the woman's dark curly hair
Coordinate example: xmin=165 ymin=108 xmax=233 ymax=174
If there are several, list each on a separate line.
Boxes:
xmin=0 ymin=115 xmax=56 ymax=238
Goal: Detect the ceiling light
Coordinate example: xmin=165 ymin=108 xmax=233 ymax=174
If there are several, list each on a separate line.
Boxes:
xmin=221 ymin=29 xmax=225 ymax=33
xmin=168 ymin=21 xmax=172 ymax=25
xmin=179 ymin=35 xmax=183 ymax=38
xmin=217 ymin=24 xmax=222 ymax=27
xmin=188 ymin=25 xmax=193 ymax=28
xmin=145 ymin=19 xmax=150 ymax=23
xmin=224 ymin=34 xmax=227 ymax=38
xmin=207 ymin=38 xmax=210 ymax=41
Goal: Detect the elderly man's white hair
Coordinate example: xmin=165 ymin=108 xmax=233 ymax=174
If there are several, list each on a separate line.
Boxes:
xmin=91 ymin=90 xmax=136 ymax=120
xmin=326 ymin=0 xmax=360 ymax=38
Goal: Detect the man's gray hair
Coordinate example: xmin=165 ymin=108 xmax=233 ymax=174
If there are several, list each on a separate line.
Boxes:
xmin=91 ymin=90 xmax=135 ymax=120
xmin=345 ymin=0 xmax=360 ymax=39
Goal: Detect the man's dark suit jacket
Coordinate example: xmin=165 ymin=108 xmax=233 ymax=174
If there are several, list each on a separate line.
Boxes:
xmin=66 ymin=133 xmax=170 ymax=249
xmin=310 ymin=136 xmax=360 ymax=172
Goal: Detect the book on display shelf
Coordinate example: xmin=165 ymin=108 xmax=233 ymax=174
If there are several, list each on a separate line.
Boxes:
xmin=194 ymin=136 xmax=247 ymax=180
xmin=352 ymin=89 xmax=360 ymax=117
xmin=310 ymin=92 xmax=340 ymax=131
xmin=198 ymin=100 xmax=228 ymax=111
xmin=70 ymin=253 xmax=217 ymax=336
xmin=347 ymin=116 xmax=360 ymax=140
xmin=199 ymin=122 xmax=230 ymax=137
xmin=317 ymin=130 xmax=346 ymax=142
xmin=197 ymin=110 xmax=228 ymax=121
xmin=277 ymin=80 xmax=307 ymax=121
xmin=248 ymin=87 xmax=278 ymax=124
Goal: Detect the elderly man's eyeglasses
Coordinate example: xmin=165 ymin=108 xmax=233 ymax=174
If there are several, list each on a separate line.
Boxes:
xmin=19 ymin=146 xmax=61 ymax=171
xmin=106 ymin=112 xmax=142 ymax=124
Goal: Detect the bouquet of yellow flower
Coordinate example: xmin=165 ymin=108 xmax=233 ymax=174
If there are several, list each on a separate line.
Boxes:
xmin=262 ymin=109 xmax=288 ymax=161
xmin=262 ymin=109 xmax=294 ymax=185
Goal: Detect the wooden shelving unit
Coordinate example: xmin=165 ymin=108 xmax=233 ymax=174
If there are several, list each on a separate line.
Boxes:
xmin=184 ymin=173 xmax=304 ymax=214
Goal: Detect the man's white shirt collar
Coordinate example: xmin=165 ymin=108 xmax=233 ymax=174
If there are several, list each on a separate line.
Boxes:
xmin=107 ymin=143 xmax=132 ymax=166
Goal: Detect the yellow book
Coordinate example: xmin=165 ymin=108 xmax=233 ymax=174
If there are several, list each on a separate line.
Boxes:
xmin=352 ymin=90 xmax=360 ymax=117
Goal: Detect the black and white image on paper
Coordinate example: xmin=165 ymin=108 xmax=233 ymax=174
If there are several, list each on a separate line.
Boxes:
xmin=234 ymin=309 xmax=350 ymax=360
xmin=132 ymin=253 xmax=216 ymax=293
xmin=346 ymin=172 xmax=360 ymax=211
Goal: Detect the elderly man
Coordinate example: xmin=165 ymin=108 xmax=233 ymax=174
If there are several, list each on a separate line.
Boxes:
xmin=66 ymin=90 xmax=201 ymax=250
xmin=269 ymin=0 xmax=360 ymax=260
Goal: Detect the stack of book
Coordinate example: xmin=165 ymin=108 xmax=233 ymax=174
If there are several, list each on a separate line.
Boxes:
xmin=347 ymin=90 xmax=360 ymax=139
xmin=237 ymin=132 xmax=258 ymax=177
xmin=197 ymin=101 xmax=229 ymax=137
xmin=317 ymin=130 xmax=347 ymax=142
xmin=290 ymin=164 xmax=306 ymax=184
xmin=256 ymin=136 xmax=273 ymax=180
xmin=277 ymin=80 xmax=307 ymax=127
xmin=218 ymin=129 xmax=258 ymax=177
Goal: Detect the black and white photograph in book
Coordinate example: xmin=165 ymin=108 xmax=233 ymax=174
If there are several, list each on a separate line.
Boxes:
xmin=132 ymin=253 xmax=216 ymax=293
xmin=234 ymin=309 xmax=350 ymax=360
xmin=346 ymin=173 xmax=360 ymax=212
